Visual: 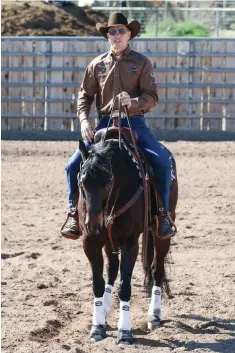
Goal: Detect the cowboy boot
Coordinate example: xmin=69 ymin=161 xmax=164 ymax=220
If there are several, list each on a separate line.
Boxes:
xmin=158 ymin=211 xmax=176 ymax=239
xmin=61 ymin=207 xmax=82 ymax=240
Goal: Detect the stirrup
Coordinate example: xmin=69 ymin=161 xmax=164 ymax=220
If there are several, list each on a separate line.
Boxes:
xmin=60 ymin=214 xmax=80 ymax=240
xmin=155 ymin=213 xmax=177 ymax=240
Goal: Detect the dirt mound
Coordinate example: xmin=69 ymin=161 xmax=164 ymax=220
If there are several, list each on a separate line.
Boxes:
xmin=1 ymin=2 xmax=107 ymax=36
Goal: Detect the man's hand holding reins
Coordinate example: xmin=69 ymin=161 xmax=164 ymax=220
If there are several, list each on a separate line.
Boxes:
xmin=80 ymin=118 xmax=94 ymax=143
xmin=119 ymin=91 xmax=131 ymax=109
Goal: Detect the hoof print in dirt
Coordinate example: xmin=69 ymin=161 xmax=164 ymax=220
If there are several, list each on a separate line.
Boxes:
xmin=31 ymin=252 xmax=41 ymax=260
xmin=90 ymin=325 xmax=106 ymax=342
xmin=37 ymin=283 xmax=49 ymax=289
xmin=61 ymin=344 xmax=71 ymax=351
xmin=116 ymin=330 xmax=134 ymax=346
xmin=1 ymin=252 xmax=24 ymax=259
xmin=43 ymin=299 xmax=58 ymax=306
xmin=29 ymin=319 xmax=63 ymax=342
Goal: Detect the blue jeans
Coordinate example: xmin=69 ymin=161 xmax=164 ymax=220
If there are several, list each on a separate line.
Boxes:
xmin=65 ymin=115 xmax=171 ymax=210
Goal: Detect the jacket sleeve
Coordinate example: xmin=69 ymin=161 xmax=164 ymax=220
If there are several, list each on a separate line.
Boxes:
xmin=129 ymin=58 xmax=158 ymax=113
xmin=77 ymin=63 xmax=99 ymax=117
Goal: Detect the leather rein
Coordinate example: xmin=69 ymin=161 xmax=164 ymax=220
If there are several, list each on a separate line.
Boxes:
xmin=104 ymin=176 xmax=143 ymax=254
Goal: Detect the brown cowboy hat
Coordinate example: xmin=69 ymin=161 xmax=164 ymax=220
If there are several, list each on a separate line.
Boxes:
xmin=96 ymin=12 xmax=141 ymax=40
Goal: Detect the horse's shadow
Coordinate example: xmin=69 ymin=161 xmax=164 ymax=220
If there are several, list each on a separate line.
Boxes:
xmin=107 ymin=315 xmax=235 ymax=352
xmin=161 ymin=338 xmax=235 ymax=353
xmin=135 ymin=337 xmax=172 ymax=348
xmin=176 ymin=314 xmax=235 ymax=332
xmin=145 ymin=314 xmax=235 ymax=353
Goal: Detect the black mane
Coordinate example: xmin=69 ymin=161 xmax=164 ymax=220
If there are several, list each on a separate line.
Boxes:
xmin=80 ymin=139 xmax=141 ymax=190
xmin=81 ymin=140 xmax=118 ymax=180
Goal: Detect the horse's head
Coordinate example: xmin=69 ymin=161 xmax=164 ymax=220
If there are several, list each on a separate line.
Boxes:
xmin=79 ymin=140 xmax=113 ymax=236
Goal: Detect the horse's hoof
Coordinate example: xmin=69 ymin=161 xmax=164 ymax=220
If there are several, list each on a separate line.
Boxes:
xmin=90 ymin=324 xmax=106 ymax=342
xmin=116 ymin=330 xmax=134 ymax=346
xmin=148 ymin=318 xmax=161 ymax=330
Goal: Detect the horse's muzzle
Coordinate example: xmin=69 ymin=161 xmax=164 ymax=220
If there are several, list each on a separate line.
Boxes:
xmin=85 ymin=213 xmax=103 ymax=236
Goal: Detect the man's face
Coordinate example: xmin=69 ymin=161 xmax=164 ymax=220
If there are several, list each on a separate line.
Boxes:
xmin=107 ymin=25 xmax=131 ymax=53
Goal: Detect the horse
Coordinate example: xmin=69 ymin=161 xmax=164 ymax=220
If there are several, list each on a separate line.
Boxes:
xmin=78 ymin=135 xmax=178 ymax=346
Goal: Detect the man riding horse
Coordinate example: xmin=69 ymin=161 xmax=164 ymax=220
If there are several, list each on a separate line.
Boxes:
xmin=61 ymin=12 xmax=176 ymax=240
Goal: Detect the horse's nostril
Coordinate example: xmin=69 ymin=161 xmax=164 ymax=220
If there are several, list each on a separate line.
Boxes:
xmin=85 ymin=222 xmax=101 ymax=236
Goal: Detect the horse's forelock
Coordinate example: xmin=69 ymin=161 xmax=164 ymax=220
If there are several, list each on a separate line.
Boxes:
xmin=82 ymin=140 xmax=114 ymax=180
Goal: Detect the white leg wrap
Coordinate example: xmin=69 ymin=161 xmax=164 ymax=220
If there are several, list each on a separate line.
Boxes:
xmin=118 ymin=301 xmax=131 ymax=331
xmin=103 ymin=284 xmax=113 ymax=317
xmin=92 ymin=297 xmax=105 ymax=326
xmin=148 ymin=286 xmax=162 ymax=321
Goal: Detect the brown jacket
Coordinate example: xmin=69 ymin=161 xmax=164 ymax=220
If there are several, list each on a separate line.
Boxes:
xmin=77 ymin=45 xmax=158 ymax=118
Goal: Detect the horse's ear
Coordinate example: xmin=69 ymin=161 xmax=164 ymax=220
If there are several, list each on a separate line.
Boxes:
xmin=78 ymin=139 xmax=89 ymax=162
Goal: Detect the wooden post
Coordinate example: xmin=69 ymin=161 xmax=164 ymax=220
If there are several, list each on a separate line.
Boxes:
xmin=176 ymin=40 xmax=190 ymax=129
xmin=209 ymin=41 xmax=225 ymax=131
xmin=147 ymin=39 xmax=166 ymax=130
xmin=22 ymin=41 xmax=33 ymax=129
xmin=202 ymin=41 xmax=212 ymax=130
xmin=74 ymin=40 xmax=87 ymax=131
xmin=49 ymin=41 xmax=64 ymax=130
xmin=225 ymin=41 xmax=235 ymax=131
xmin=1 ymin=40 xmax=9 ymax=130
xmin=192 ymin=40 xmax=203 ymax=130
xmin=62 ymin=40 xmax=74 ymax=131
xmin=8 ymin=41 xmax=23 ymax=130
xmin=34 ymin=40 xmax=47 ymax=130
xmin=165 ymin=41 xmax=178 ymax=129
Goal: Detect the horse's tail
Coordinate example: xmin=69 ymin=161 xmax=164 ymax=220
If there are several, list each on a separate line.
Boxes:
xmin=143 ymin=230 xmax=172 ymax=298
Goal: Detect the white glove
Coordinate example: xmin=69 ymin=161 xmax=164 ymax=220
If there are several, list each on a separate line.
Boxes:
xmin=81 ymin=119 xmax=94 ymax=143
xmin=119 ymin=91 xmax=131 ymax=109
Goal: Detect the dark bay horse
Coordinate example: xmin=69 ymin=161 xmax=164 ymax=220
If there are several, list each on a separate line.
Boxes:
xmin=78 ymin=138 xmax=178 ymax=345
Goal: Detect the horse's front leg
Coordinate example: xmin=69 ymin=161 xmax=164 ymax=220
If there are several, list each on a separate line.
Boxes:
xmin=83 ymin=236 xmax=106 ymax=342
xmin=117 ymin=238 xmax=139 ymax=346
xmin=103 ymin=243 xmax=119 ymax=318
xmin=148 ymin=237 xmax=170 ymax=330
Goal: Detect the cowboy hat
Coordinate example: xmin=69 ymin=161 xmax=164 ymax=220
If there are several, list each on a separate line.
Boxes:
xmin=96 ymin=12 xmax=141 ymax=40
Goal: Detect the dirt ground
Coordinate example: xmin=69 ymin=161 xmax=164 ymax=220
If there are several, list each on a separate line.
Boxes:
xmin=1 ymin=140 xmax=235 ymax=353
xmin=1 ymin=1 xmax=107 ymax=36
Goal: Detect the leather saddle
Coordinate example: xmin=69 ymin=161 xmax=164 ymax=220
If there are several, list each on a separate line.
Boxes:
xmin=94 ymin=126 xmax=176 ymax=185
xmin=94 ymin=126 xmax=138 ymax=144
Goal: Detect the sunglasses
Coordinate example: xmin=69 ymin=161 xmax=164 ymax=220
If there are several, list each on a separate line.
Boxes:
xmin=108 ymin=28 xmax=128 ymax=36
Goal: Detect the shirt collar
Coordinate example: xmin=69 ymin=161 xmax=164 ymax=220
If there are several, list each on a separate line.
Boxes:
xmin=108 ymin=44 xmax=131 ymax=60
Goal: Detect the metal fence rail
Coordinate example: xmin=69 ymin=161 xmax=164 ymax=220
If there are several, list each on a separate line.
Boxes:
xmin=1 ymin=36 xmax=235 ymax=132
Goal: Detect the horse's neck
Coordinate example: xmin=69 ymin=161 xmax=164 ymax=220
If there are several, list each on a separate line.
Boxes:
xmin=111 ymin=151 xmax=140 ymax=203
